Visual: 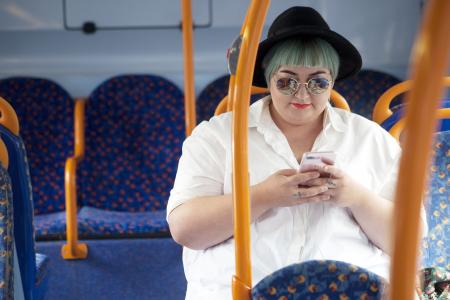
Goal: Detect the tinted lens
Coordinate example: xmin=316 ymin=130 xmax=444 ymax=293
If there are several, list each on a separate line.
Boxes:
xmin=307 ymin=78 xmax=331 ymax=94
xmin=276 ymin=78 xmax=298 ymax=95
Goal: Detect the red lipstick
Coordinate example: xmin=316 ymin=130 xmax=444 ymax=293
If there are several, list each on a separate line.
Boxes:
xmin=291 ymin=103 xmax=311 ymax=109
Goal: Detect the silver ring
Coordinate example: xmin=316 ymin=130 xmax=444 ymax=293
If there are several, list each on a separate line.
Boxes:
xmin=327 ymin=179 xmax=337 ymax=188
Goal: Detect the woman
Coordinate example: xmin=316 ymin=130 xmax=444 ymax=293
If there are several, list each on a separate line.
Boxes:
xmin=167 ymin=6 xmax=425 ymax=300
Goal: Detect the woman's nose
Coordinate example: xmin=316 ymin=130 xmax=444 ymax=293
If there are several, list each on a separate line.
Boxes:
xmin=294 ymin=83 xmax=309 ymax=98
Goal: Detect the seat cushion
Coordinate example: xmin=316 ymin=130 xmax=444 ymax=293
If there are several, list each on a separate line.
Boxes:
xmin=78 ymin=206 xmax=170 ymax=238
xmin=34 ymin=211 xmax=67 ymax=240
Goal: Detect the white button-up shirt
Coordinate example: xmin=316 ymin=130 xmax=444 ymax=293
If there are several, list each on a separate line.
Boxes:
xmin=167 ymin=96 xmax=409 ymax=300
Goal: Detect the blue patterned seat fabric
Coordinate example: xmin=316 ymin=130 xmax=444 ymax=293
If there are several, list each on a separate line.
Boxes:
xmin=0 ymin=164 xmax=14 ymax=300
xmin=77 ymin=207 xmax=169 ymax=238
xmin=197 ymin=74 xmax=268 ymax=122
xmin=0 ymin=77 xmax=74 ymax=239
xmin=77 ymin=75 xmax=185 ymax=237
xmin=333 ymin=69 xmax=401 ymax=120
xmin=421 ymin=130 xmax=449 ymax=269
xmin=0 ymin=125 xmax=49 ymax=299
xmin=252 ymin=260 xmax=387 ymax=300
xmin=381 ymin=99 xmax=450 ymax=133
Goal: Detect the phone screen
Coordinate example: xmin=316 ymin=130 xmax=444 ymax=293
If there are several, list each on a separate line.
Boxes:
xmin=299 ymin=151 xmax=336 ymax=172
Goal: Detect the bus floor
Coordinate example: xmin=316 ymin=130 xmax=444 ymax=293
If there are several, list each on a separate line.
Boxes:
xmin=36 ymin=237 xmax=186 ymax=300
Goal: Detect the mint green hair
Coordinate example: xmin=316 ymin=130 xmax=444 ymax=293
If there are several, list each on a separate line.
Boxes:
xmin=263 ymin=38 xmax=340 ymax=85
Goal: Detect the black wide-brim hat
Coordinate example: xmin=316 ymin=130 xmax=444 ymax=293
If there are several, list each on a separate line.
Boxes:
xmin=253 ymin=6 xmax=362 ymax=87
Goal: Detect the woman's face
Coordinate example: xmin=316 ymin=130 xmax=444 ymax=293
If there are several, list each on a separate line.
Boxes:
xmin=269 ymin=65 xmax=333 ymax=127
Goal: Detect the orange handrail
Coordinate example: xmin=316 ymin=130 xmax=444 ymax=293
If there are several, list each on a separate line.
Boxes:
xmin=214 ymin=86 xmax=268 ymax=116
xmin=0 ymin=138 xmax=9 ymax=169
xmin=373 ymin=77 xmax=450 ymax=124
xmin=181 ymin=0 xmax=197 ymax=136
xmin=330 ymin=89 xmax=351 ymax=111
xmin=389 ymin=108 xmax=450 ymax=141
xmin=227 ymin=76 xmax=236 ymax=112
xmin=0 ymin=97 xmax=19 ymax=136
xmin=62 ymin=98 xmax=88 ymax=259
xmin=389 ymin=0 xmax=450 ymax=299
xmin=231 ymin=1 xmax=270 ymax=299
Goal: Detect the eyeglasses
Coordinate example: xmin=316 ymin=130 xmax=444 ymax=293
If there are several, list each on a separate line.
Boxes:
xmin=275 ymin=77 xmax=332 ymax=95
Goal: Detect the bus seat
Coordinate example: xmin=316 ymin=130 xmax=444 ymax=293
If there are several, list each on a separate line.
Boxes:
xmin=420 ymin=130 xmax=449 ymax=269
xmin=0 ymin=77 xmax=74 ymax=239
xmin=76 ymin=74 xmax=185 ymax=237
xmin=0 ymin=162 xmax=14 ymax=299
xmin=252 ymin=260 xmax=386 ymax=299
xmin=197 ymin=75 xmax=230 ymax=122
xmin=197 ymin=74 xmax=268 ymax=122
xmin=333 ymin=69 xmax=402 ymax=120
xmin=381 ymin=99 xmax=450 ymax=133
xmin=0 ymin=97 xmax=49 ymax=299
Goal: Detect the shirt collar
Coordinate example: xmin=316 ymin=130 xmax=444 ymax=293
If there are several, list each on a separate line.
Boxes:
xmin=322 ymin=102 xmax=347 ymax=133
xmin=249 ymin=97 xmax=347 ymax=133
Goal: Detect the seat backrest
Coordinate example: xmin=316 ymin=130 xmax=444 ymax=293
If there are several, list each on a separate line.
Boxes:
xmin=78 ymin=74 xmax=185 ymax=212
xmin=0 ymin=160 xmax=14 ymax=299
xmin=421 ymin=130 xmax=449 ymax=269
xmin=197 ymin=74 xmax=267 ymax=122
xmin=0 ymin=77 xmax=74 ymax=215
xmin=381 ymin=99 xmax=450 ymax=132
xmin=333 ymin=69 xmax=402 ymax=119
xmin=252 ymin=260 xmax=386 ymax=299
xmin=0 ymin=104 xmax=36 ymax=299
xmin=197 ymin=75 xmax=230 ymax=122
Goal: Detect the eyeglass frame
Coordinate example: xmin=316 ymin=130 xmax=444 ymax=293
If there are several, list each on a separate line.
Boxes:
xmin=273 ymin=76 xmax=333 ymax=95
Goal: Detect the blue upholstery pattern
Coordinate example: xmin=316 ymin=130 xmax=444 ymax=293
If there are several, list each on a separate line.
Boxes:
xmin=333 ymin=69 xmax=401 ymax=120
xmin=0 ymin=127 xmax=36 ymax=300
xmin=421 ymin=130 xmax=449 ymax=269
xmin=252 ymin=260 xmax=386 ymax=300
xmin=33 ymin=211 xmax=67 ymax=240
xmin=0 ymin=77 xmax=74 ymax=215
xmin=197 ymin=75 xmax=230 ymax=122
xmin=78 ymin=207 xmax=168 ymax=238
xmin=0 ymin=126 xmax=48 ymax=299
xmin=381 ymin=99 xmax=450 ymax=133
xmin=0 ymin=164 xmax=14 ymax=299
xmin=76 ymin=75 xmax=184 ymax=236
xmin=197 ymin=74 xmax=268 ymax=122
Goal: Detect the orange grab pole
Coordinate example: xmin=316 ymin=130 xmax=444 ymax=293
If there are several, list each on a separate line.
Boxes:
xmin=373 ymin=77 xmax=450 ymax=124
xmin=0 ymin=139 xmax=8 ymax=169
xmin=389 ymin=1 xmax=450 ymax=299
xmin=231 ymin=1 xmax=270 ymax=300
xmin=62 ymin=98 xmax=88 ymax=259
xmin=390 ymin=108 xmax=450 ymax=142
xmin=330 ymin=90 xmax=351 ymax=111
xmin=181 ymin=0 xmax=197 ymax=136
xmin=227 ymin=76 xmax=236 ymax=112
xmin=216 ymin=86 xmax=268 ymax=116
xmin=0 ymin=97 xmax=20 ymax=136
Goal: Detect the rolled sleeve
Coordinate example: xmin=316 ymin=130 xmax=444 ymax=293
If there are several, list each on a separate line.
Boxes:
xmin=166 ymin=123 xmax=226 ymax=218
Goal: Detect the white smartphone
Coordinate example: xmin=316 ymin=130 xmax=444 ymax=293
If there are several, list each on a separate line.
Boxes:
xmin=299 ymin=151 xmax=336 ymax=172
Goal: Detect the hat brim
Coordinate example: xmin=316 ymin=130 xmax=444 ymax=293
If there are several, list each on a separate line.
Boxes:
xmin=252 ymin=27 xmax=362 ymax=87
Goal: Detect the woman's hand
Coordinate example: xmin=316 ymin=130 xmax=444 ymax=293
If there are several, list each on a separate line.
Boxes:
xmin=251 ymin=169 xmax=330 ymax=211
xmin=305 ymin=165 xmax=368 ymax=209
